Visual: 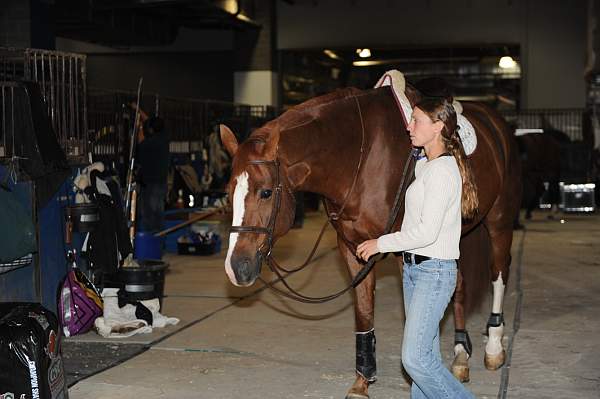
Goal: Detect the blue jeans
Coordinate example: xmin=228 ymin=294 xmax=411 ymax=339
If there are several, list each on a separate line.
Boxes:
xmin=139 ymin=182 xmax=166 ymax=233
xmin=402 ymin=258 xmax=475 ymax=399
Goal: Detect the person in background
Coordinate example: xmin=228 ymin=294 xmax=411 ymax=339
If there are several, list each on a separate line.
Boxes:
xmin=356 ymin=97 xmax=477 ymax=399
xmin=131 ymin=103 xmax=170 ymax=233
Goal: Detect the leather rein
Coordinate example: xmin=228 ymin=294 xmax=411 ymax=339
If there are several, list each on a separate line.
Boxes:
xmin=230 ymin=95 xmax=417 ymax=303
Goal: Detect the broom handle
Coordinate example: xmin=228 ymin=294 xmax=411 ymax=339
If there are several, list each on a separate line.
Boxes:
xmin=124 ymin=77 xmax=143 ymax=214
xmin=154 ymin=208 xmax=224 ymax=238
xmin=129 ymin=189 xmax=138 ymax=243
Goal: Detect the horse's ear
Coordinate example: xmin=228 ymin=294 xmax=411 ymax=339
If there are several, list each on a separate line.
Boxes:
xmin=220 ymin=124 xmax=238 ymax=157
xmin=287 ymin=162 xmax=310 ymax=189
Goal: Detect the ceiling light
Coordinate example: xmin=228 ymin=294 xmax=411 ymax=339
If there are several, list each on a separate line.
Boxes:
xmin=356 ymin=48 xmax=371 ymax=58
xmin=352 ymin=59 xmax=385 ymax=67
xmin=236 ymin=13 xmax=252 ymax=22
xmin=499 ymin=56 xmax=516 ymax=69
xmin=323 ymin=49 xmax=342 ymax=60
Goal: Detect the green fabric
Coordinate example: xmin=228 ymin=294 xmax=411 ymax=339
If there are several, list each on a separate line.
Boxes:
xmin=0 ymin=188 xmax=36 ymax=263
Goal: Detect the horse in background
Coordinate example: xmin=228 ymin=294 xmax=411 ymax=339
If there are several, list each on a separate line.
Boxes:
xmin=516 ymin=131 xmax=564 ymax=220
xmin=220 ymin=80 xmax=521 ymax=398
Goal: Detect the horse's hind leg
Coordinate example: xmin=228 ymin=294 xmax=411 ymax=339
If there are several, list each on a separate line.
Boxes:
xmin=337 ymin=238 xmax=376 ymax=399
xmin=483 ymin=227 xmax=513 ymax=370
xmin=451 ymin=223 xmax=491 ymax=383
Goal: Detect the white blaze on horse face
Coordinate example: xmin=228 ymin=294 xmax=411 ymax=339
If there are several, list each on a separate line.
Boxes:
xmin=486 ymin=273 xmax=506 ymax=356
xmin=225 ymin=171 xmax=249 ymax=285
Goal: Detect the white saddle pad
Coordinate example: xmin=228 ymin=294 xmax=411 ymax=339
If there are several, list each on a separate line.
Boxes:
xmin=375 ymin=70 xmax=477 ymax=156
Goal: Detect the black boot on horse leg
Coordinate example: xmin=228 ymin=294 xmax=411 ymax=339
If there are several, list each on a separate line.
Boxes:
xmin=451 ymin=270 xmax=472 ymax=382
xmin=352 ymin=329 xmax=376 ymax=397
xmin=339 ymin=241 xmax=376 ymax=399
xmin=356 ymin=329 xmax=376 ymax=381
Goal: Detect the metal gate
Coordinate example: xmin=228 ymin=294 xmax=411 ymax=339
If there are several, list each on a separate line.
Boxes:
xmin=0 ymin=47 xmax=87 ymax=161
xmin=87 ymin=88 xmax=277 ymax=162
xmin=501 ymin=108 xmax=587 ymax=142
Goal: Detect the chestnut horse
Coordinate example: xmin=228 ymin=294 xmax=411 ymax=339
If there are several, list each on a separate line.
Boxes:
xmin=220 ymin=84 xmax=521 ymax=398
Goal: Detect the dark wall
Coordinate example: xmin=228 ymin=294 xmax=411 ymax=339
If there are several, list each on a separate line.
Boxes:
xmin=56 ymin=30 xmax=234 ymax=101
xmin=0 ymin=0 xmax=55 ymax=49
xmin=277 ymin=0 xmax=588 ymax=109
xmin=86 ymin=52 xmax=234 ymax=101
xmin=524 ymin=1 xmax=587 ymax=109
xmin=279 ymin=0 xmax=526 ymax=48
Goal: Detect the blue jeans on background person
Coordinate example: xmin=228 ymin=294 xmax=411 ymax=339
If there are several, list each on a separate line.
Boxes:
xmin=402 ymin=257 xmax=475 ymax=399
xmin=139 ymin=183 xmax=167 ymax=233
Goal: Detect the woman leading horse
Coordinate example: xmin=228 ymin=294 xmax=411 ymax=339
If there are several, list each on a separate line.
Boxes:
xmin=357 ymin=97 xmax=477 ymax=398
xmin=220 ymin=80 xmax=521 ymax=398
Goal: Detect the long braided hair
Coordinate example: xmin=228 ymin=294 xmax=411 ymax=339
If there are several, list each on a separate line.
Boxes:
xmin=416 ymin=97 xmax=479 ymax=219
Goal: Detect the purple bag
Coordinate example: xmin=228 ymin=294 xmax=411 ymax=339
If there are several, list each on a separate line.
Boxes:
xmin=58 ymin=268 xmax=103 ymax=337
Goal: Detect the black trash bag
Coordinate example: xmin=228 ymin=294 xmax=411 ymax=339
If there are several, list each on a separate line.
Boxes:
xmin=0 ymin=303 xmax=69 ymax=399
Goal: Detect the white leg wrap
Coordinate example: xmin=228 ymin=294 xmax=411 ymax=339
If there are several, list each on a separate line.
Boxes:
xmin=486 ymin=325 xmax=504 ymax=355
xmin=486 ymin=273 xmax=506 ymax=355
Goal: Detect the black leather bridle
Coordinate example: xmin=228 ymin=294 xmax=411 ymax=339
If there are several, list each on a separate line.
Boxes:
xmin=228 ymin=156 xmax=286 ymax=261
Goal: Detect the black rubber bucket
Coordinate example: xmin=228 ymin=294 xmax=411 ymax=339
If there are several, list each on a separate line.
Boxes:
xmin=65 ymin=203 xmax=100 ymax=232
xmin=106 ymin=260 xmax=169 ymax=308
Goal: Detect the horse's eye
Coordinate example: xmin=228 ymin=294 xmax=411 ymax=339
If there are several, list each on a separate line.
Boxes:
xmin=260 ymin=189 xmax=273 ymax=199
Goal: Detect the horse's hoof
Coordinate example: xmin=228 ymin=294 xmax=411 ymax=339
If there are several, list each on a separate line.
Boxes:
xmin=345 ymin=394 xmax=369 ymax=399
xmin=484 ymin=349 xmax=506 ymax=370
xmin=451 ymin=351 xmax=470 ymax=383
xmin=345 ymin=384 xmax=369 ymax=399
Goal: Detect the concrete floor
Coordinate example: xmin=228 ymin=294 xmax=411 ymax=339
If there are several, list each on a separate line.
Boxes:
xmin=66 ymin=210 xmax=600 ymax=399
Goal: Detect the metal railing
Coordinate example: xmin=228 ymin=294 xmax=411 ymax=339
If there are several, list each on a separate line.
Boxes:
xmin=87 ymin=90 xmax=128 ymax=163
xmin=0 ymin=82 xmax=21 ymax=161
xmin=501 ymin=108 xmax=587 ymax=141
xmin=0 ymin=47 xmax=87 ymax=161
xmin=87 ymin=88 xmax=277 ymax=161
xmin=503 ymin=107 xmax=594 ymax=180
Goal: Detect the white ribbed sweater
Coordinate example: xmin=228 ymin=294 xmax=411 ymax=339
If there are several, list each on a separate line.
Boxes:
xmin=377 ymin=155 xmax=462 ymax=260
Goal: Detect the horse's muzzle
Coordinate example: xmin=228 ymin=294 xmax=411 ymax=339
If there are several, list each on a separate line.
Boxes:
xmin=231 ymin=254 xmax=262 ymax=286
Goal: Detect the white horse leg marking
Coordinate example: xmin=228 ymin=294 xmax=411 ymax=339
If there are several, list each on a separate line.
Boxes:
xmin=486 ymin=272 xmax=506 ymax=355
xmin=225 ymin=171 xmax=249 ymax=285
xmin=491 ymin=272 xmax=505 ymax=314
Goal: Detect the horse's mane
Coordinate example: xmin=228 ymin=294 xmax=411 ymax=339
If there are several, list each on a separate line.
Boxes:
xmin=245 ymin=86 xmax=395 ymax=148
xmin=264 ymin=87 xmax=364 ymax=133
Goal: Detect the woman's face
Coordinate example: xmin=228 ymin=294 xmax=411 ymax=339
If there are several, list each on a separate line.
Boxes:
xmin=407 ymin=107 xmax=442 ymax=148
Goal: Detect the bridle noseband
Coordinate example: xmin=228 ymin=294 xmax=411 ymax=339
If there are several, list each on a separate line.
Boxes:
xmin=228 ymin=157 xmax=285 ymax=259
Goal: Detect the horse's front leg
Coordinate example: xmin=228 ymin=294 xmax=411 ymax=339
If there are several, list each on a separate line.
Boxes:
xmin=338 ymin=239 xmax=376 ymax=399
xmin=451 ymin=269 xmax=473 ymax=382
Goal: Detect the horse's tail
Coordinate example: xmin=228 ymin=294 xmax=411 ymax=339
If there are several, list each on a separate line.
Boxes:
xmin=458 ymin=222 xmax=492 ymax=315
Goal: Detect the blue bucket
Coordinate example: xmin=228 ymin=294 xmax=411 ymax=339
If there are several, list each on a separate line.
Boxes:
xmin=134 ymin=231 xmax=163 ymax=260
